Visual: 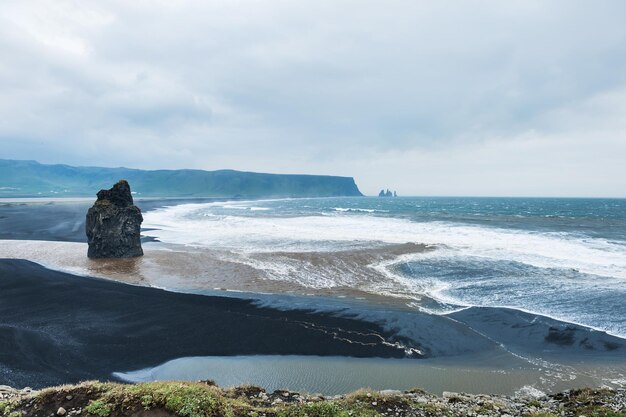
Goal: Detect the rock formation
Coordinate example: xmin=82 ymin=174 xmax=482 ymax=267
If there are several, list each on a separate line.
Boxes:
xmin=86 ymin=180 xmax=143 ymax=258
xmin=378 ymin=189 xmax=397 ymax=197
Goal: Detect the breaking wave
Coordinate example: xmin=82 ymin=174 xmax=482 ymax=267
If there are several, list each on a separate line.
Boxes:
xmin=141 ymin=199 xmax=626 ymax=338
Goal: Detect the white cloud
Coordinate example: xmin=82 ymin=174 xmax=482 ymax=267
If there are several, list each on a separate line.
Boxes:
xmin=1 ymin=0 xmax=625 ymax=196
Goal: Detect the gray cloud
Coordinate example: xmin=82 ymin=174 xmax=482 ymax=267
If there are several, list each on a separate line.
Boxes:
xmin=1 ymin=0 xmax=625 ymax=196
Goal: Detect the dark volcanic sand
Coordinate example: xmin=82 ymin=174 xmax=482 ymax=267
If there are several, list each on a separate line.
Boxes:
xmin=0 ymin=259 xmax=418 ymax=389
xmin=0 ymin=198 xmax=221 ymax=243
xmin=1 ymin=259 xmax=625 ymax=392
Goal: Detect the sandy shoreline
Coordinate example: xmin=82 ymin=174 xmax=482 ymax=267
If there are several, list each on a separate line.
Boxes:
xmin=1 ymin=200 xmax=625 ymax=395
xmin=1 ymin=258 xmax=625 ymax=394
xmin=0 ymin=259 xmax=417 ymax=389
xmin=0 ymin=239 xmax=437 ymax=307
xmin=115 ymin=354 xmax=626 ymax=396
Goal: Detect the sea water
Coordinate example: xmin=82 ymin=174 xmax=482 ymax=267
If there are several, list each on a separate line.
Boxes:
xmin=142 ymin=196 xmax=626 ymax=339
xmin=113 ymin=353 xmax=626 ymax=396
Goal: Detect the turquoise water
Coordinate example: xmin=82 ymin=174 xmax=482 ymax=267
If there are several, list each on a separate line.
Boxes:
xmin=142 ymin=197 xmax=626 ymax=338
xmin=203 ymin=197 xmax=626 ymax=238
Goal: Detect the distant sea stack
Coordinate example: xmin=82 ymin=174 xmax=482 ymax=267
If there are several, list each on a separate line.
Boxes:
xmin=86 ymin=180 xmax=143 ymax=258
xmin=378 ymin=189 xmax=397 ymax=197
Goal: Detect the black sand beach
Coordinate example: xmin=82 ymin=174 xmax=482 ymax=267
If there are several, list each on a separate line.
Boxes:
xmin=2 ymin=258 xmax=625 ymax=392
xmin=1 ymin=200 xmax=626 ymax=394
xmin=0 ymin=200 xmax=91 ymax=242
xmin=0 ymin=198 xmax=218 ymax=243
xmin=0 ymin=259 xmax=417 ymax=389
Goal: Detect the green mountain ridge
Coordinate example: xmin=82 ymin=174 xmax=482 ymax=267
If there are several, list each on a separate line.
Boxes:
xmin=0 ymin=159 xmax=363 ymax=198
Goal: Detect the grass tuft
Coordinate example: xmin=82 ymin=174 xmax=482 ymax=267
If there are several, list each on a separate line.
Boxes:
xmin=84 ymin=399 xmax=112 ymax=416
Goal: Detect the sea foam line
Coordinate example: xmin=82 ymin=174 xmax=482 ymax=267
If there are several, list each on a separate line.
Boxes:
xmin=142 ymin=203 xmax=626 ymax=280
xmin=141 ymin=202 xmax=626 ymax=338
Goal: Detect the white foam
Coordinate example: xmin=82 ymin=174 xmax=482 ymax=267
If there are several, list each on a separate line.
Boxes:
xmin=333 ymin=207 xmax=388 ymax=213
xmin=143 ymin=203 xmax=626 ymax=280
xmin=140 ymin=202 xmax=626 ymax=337
xmin=514 ymin=385 xmax=546 ymax=399
xmin=611 ymin=377 xmax=626 ymax=386
xmin=221 ymin=204 xmax=270 ymax=211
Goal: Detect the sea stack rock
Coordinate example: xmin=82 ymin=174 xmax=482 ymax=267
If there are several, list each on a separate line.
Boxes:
xmin=86 ymin=180 xmax=143 ymax=258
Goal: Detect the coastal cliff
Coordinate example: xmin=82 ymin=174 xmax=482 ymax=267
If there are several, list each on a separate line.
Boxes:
xmin=0 ymin=159 xmax=363 ymax=198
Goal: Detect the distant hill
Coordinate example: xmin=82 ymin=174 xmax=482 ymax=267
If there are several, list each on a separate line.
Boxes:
xmin=0 ymin=159 xmax=363 ymax=198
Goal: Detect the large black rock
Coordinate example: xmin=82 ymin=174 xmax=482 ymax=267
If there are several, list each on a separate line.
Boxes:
xmin=86 ymin=180 xmax=143 ymax=258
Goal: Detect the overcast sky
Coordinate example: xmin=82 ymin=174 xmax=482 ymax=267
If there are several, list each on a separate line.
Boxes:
xmin=1 ymin=1 xmax=625 ymax=197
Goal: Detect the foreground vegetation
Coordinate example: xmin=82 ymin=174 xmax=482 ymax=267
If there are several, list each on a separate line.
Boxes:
xmin=1 ymin=381 xmax=624 ymax=417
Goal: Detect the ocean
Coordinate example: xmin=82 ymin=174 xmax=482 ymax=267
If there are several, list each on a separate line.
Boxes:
xmin=142 ymin=196 xmax=626 ymax=339
xmin=2 ymin=195 xmax=625 ymax=393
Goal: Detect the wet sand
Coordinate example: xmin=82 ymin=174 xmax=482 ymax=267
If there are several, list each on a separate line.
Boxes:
xmin=114 ymin=354 xmax=626 ymax=396
xmin=0 ymin=239 xmax=435 ymax=306
xmin=1 ymin=200 xmax=625 ymax=394
xmin=1 ymin=259 xmax=625 ymax=392
xmin=0 ymin=259 xmax=417 ymax=389
xmin=0 ymin=198 xmax=438 ymax=306
xmin=0 ymin=197 xmax=225 ymax=243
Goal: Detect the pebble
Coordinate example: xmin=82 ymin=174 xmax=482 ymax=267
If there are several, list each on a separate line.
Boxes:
xmin=57 ymin=407 xmax=67 ymax=416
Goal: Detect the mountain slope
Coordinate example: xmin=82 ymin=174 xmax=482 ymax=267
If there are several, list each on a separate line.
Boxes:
xmin=0 ymin=159 xmax=363 ymax=198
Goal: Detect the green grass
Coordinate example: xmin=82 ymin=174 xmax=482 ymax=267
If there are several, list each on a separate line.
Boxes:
xmin=573 ymin=407 xmax=626 ymax=417
xmin=277 ymin=400 xmax=384 ymax=417
xmin=85 ymin=381 xmax=230 ymax=417
xmin=84 ymin=399 xmax=112 ymax=416
xmin=140 ymin=394 xmax=154 ymax=409
xmin=0 ymin=400 xmax=19 ymax=417
xmin=0 ymin=400 xmax=15 ymax=415
xmin=277 ymin=402 xmax=351 ymax=417
xmin=564 ymin=388 xmax=626 ymax=417
xmin=35 ymin=381 xmax=235 ymax=417
xmin=4 ymin=381 xmax=623 ymax=417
